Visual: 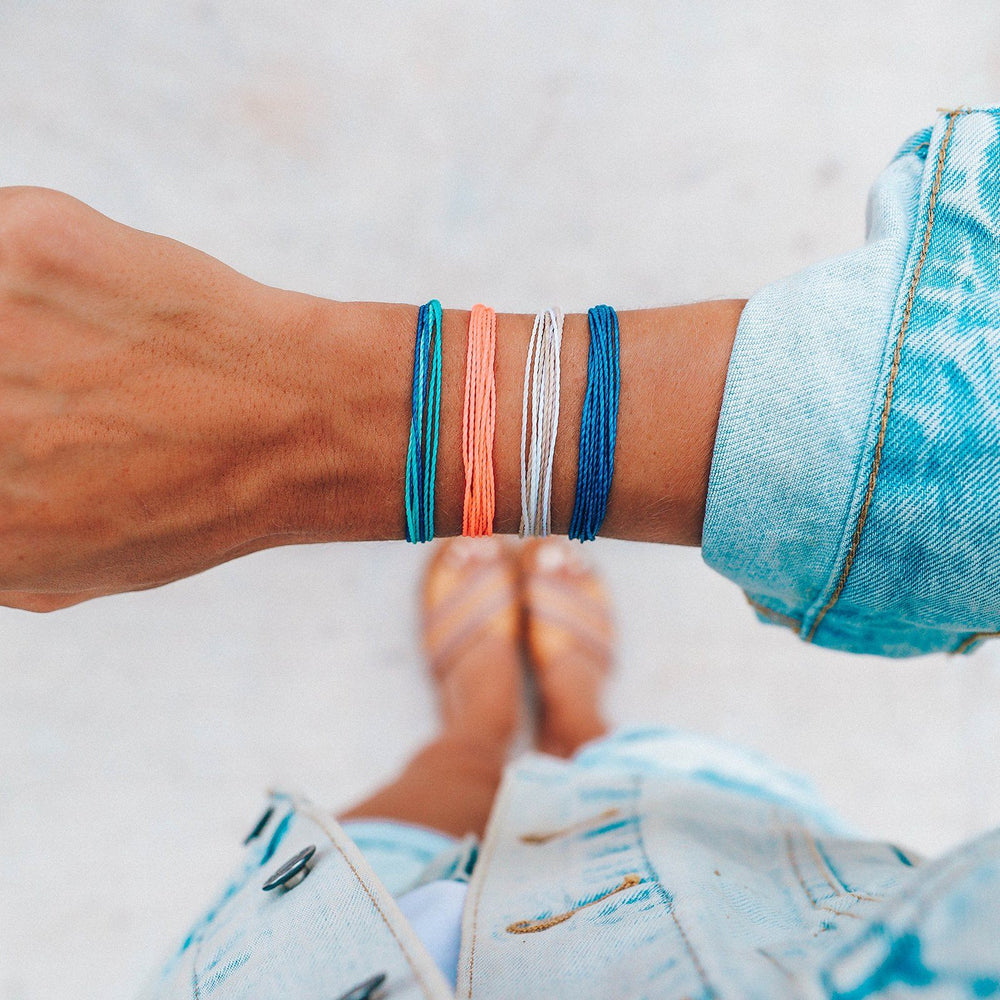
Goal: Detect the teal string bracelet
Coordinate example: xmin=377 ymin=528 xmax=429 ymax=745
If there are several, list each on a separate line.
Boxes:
xmin=568 ymin=304 xmax=620 ymax=542
xmin=405 ymin=300 xmax=443 ymax=542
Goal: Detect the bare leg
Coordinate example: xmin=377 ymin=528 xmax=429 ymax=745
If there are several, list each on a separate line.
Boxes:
xmin=340 ymin=538 xmax=522 ymax=839
xmin=520 ymin=538 xmax=614 ymax=758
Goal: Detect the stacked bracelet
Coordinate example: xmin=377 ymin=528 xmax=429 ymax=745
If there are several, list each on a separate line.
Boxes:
xmin=403 ymin=299 xmax=617 ymax=543
xmin=568 ymin=304 xmax=620 ymax=542
xmin=404 ymin=299 xmax=443 ymax=543
xmin=519 ymin=307 xmax=564 ymax=537
xmin=462 ymin=303 xmax=497 ymax=536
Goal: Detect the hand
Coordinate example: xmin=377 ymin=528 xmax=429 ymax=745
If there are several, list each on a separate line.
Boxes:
xmin=0 ymin=186 xmax=323 ymax=611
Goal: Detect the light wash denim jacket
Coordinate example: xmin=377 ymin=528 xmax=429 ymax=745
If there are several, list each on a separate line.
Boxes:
xmin=140 ymin=108 xmax=1000 ymax=999
xmin=705 ymin=105 xmax=1000 ymax=658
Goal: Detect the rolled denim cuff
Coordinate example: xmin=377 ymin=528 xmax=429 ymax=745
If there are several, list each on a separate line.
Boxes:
xmin=703 ymin=107 xmax=1000 ymax=657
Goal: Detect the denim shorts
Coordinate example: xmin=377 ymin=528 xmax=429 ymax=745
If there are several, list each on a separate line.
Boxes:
xmin=340 ymin=820 xmax=463 ymax=897
xmin=339 ymin=821 xmax=477 ymax=989
xmin=345 ymin=726 xmax=847 ymax=898
xmin=141 ymin=724 xmax=1000 ymax=998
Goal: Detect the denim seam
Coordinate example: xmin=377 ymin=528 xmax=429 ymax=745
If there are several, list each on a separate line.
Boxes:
xmin=802 ymin=108 xmax=965 ymax=643
xmin=670 ymin=908 xmax=716 ymax=999
xmin=182 ymin=835 xmax=274 ymax=988
xmin=756 ymin=947 xmax=799 ymax=985
xmin=800 ymin=827 xmax=881 ymax=904
xmin=633 ymin=776 xmax=717 ymax=998
xmin=884 ymin=837 xmax=992 ymax=914
xmin=302 ymin=803 xmax=445 ymax=1000
xmin=884 ymin=834 xmax=998 ymax=915
xmin=952 ymin=630 xmax=1000 ymax=655
xmin=461 ymin=768 xmax=515 ymax=999
xmin=518 ymin=806 xmax=622 ymax=844
xmin=745 ymin=594 xmax=803 ymax=631
xmin=781 ymin=822 xmax=863 ymax=922
xmin=747 ymin=140 xmax=937 ymax=642
xmin=781 ymin=588 xmax=986 ymax=638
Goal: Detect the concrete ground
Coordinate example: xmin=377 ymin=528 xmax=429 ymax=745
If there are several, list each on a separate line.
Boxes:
xmin=2 ymin=3 xmax=999 ymax=998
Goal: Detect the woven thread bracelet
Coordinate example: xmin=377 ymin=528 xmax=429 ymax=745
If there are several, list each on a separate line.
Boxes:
xmin=520 ymin=307 xmax=564 ymax=537
xmin=404 ymin=299 xmax=443 ymax=542
xmin=568 ymin=304 xmax=620 ymax=542
xmin=462 ymin=303 xmax=497 ymax=536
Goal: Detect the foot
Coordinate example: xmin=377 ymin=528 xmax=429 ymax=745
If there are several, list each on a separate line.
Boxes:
xmin=421 ymin=536 xmax=523 ymax=747
xmin=519 ymin=538 xmax=614 ymax=757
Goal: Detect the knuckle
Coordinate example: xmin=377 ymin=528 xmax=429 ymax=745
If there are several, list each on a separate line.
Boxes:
xmin=0 ymin=186 xmax=88 ymax=279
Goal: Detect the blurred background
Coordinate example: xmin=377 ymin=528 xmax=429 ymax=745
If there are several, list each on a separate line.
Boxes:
xmin=2 ymin=2 xmax=1000 ymax=997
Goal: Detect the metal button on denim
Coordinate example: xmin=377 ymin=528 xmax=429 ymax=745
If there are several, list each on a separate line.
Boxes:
xmin=262 ymin=844 xmax=316 ymax=891
xmin=243 ymin=805 xmax=274 ymax=845
xmin=334 ymin=973 xmax=386 ymax=1000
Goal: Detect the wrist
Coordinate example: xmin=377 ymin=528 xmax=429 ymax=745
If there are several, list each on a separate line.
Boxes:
xmin=246 ymin=292 xmax=743 ymax=547
xmin=254 ymin=296 xmax=539 ymax=542
xmin=246 ymin=292 xmax=408 ymax=542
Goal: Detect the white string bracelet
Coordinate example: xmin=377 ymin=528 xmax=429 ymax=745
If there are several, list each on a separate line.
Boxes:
xmin=519 ymin=306 xmax=564 ymax=536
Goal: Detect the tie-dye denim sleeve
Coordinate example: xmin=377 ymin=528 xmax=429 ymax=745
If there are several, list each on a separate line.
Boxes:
xmin=703 ymin=107 xmax=1000 ymax=657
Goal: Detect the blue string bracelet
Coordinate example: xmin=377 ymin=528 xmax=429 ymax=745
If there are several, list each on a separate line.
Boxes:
xmin=405 ymin=299 xmax=443 ymax=542
xmin=568 ymin=304 xmax=620 ymax=542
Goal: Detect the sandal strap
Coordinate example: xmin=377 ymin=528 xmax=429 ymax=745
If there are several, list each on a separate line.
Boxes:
xmin=423 ymin=561 xmax=517 ymax=670
xmin=524 ymin=578 xmax=613 ymax=634
xmin=425 ymin=587 xmax=518 ymax=677
xmin=528 ymin=605 xmax=615 ymax=667
xmin=424 ymin=559 xmax=510 ymax=630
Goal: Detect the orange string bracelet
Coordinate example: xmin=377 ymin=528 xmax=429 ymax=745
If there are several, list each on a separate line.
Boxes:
xmin=461 ymin=303 xmax=497 ymax=535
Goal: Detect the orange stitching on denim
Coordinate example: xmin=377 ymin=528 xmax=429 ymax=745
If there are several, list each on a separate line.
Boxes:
xmin=746 ymin=595 xmax=802 ymax=630
xmin=802 ymin=827 xmax=881 ymax=903
xmin=505 ymin=873 xmax=641 ymax=933
xmin=783 ymin=828 xmax=862 ymax=920
xmin=758 ymin=948 xmax=797 ymax=982
xmin=953 ymin=631 xmax=1000 ymax=655
xmin=518 ymin=807 xmax=622 ymax=844
xmin=805 ymin=110 xmax=962 ymax=643
xmin=463 ymin=778 xmax=508 ymax=998
xmin=669 ymin=907 xmax=717 ymax=996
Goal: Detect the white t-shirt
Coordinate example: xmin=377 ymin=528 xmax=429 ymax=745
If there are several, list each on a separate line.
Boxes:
xmin=396 ymin=879 xmax=468 ymax=990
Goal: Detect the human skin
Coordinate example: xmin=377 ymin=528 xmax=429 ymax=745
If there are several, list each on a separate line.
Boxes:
xmin=341 ymin=537 xmax=613 ymax=838
xmin=0 ymin=185 xmax=745 ymax=611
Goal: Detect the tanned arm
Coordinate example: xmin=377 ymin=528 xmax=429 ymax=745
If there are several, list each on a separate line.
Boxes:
xmin=0 ymin=186 xmax=744 ymax=610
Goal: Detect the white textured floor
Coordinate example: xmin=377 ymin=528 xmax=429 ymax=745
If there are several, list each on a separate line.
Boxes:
xmin=2 ymin=3 xmax=1000 ymax=998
